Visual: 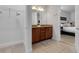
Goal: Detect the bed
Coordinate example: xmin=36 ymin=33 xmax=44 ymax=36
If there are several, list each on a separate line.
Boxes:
xmin=63 ymin=27 xmax=75 ymax=33
xmin=61 ymin=24 xmax=75 ymax=36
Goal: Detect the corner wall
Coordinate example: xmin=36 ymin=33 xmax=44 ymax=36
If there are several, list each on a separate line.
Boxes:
xmin=46 ymin=6 xmax=61 ymax=41
xmin=75 ymin=5 xmax=79 ymax=52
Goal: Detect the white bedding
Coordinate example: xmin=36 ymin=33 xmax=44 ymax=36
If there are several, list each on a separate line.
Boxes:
xmin=63 ymin=27 xmax=75 ymax=33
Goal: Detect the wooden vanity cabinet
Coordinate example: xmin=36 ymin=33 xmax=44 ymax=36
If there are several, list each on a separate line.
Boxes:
xmin=40 ymin=27 xmax=46 ymax=41
xmin=32 ymin=28 xmax=40 ymax=43
xmin=32 ymin=26 xmax=53 ymax=43
xmin=46 ymin=27 xmax=52 ymax=39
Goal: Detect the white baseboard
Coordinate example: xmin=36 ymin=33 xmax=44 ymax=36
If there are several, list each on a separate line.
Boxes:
xmin=0 ymin=40 xmax=24 ymax=48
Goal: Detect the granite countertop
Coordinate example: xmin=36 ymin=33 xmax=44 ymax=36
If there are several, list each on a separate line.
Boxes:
xmin=32 ymin=25 xmax=52 ymax=28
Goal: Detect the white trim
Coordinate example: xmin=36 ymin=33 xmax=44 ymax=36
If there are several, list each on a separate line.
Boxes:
xmin=0 ymin=40 xmax=24 ymax=48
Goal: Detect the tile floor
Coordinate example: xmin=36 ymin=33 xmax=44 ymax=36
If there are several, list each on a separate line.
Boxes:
xmin=0 ymin=34 xmax=75 ymax=53
xmin=32 ymin=34 xmax=76 ymax=53
xmin=0 ymin=43 xmax=25 ymax=53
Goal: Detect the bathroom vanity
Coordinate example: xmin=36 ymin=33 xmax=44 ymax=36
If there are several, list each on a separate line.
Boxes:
xmin=32 ymin=25 xmax=53 ymax=43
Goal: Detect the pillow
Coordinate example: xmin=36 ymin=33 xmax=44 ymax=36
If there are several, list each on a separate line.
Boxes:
xmin=63 ymin=23 xmax=71 ymax=27
xmin=61 ymin=24 xmax=63 ymax=27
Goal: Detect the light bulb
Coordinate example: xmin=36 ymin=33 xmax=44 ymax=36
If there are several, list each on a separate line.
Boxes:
xmin=37 ymin=7 xmax=44 ymax=11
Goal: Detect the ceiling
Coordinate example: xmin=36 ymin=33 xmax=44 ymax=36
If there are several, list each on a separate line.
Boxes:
xmin=32 ymin=5 xmax=75 ymax=13
xmin=60 ymin=5 xmax=75 ymax=13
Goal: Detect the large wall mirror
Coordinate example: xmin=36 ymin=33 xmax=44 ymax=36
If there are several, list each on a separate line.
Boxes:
xmin=32 ymin=6 xmax=45 ymax=25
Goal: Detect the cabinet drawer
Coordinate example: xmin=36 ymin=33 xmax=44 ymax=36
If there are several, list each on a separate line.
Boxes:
xmin=40 ymin=27 xmax=46 ymax=40
xmin=46 ymin=27 xmax=52 ymax=39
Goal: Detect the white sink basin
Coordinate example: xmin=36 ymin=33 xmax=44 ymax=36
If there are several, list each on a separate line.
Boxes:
xmin=37 ymin=25 xmax=41 ymax=27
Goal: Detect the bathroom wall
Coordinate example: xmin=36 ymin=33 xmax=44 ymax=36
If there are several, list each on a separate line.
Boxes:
xmin=40 ymin=7 xmax=47 ymax=25
xmin=32 ymin=12 xmax=38 ymax=25
xmin=46 ymin=5 xmax=61 ymax=41
xmin=0 ymin=5 xmax=26 ymax=46
xmin=0 ymin=5 xmax=32 ymax=52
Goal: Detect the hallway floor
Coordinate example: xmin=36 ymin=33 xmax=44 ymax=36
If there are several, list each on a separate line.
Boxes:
xmin=32 ymin=34 xmax=76 ymax=53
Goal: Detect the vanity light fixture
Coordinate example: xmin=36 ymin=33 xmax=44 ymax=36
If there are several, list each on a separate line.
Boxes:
xmin=32 ymin=6 xmax=37 ymax=10
xmin=37 ymin=7 xmax=44 ymax=11
xmin=32 ymin=6 xmax=44 ymax=11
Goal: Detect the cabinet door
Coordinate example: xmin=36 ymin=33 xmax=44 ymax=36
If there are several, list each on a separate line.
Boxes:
xmin=32 ymin=28 xmax=40 ymax=43
xmin=40 ymin=27 xmax=46 ymax=40
xmin=46 ymin=27 xmax=52 ymax=39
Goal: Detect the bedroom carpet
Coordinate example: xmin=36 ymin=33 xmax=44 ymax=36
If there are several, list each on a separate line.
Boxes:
xmin=32 ymin=34 xmax=75 ymax=53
